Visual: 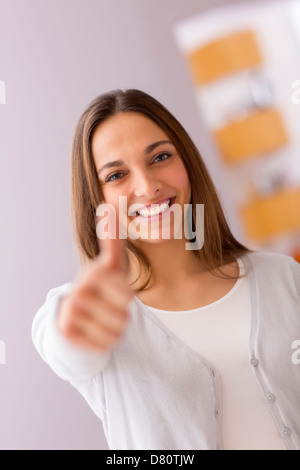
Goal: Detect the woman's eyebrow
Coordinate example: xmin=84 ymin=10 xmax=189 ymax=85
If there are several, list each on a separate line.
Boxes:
xmin=97 ymin=140 xmax=173 ymax=175
xmin=144 ymin=140 xmax=173 ymax=154
xmin=97 ymin=159 xmax=124 ymax=175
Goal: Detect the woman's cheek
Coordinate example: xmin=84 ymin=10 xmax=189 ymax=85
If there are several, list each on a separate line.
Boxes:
xmin=167 ymin=161 xmax=190 ymax=192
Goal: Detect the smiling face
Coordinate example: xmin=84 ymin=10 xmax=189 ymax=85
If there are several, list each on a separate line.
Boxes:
xmin=92 ymin=111 xmax=191 ymax=244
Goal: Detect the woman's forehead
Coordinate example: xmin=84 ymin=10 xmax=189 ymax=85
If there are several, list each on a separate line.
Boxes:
xmin=91 ymin=112 xmax=169 ymax=156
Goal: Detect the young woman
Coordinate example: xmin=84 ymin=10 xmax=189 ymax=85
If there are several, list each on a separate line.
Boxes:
xmin=32 ymin=89 xmax=300 ymax=450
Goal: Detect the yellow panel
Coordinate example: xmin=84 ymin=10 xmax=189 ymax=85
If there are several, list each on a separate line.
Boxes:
xmin=240 ymin=188 xmax=300 ymax=241
xmin=213 ymin=108 xmax=289 ymax=163
xmin=187 ymin=30 xmax=262 ymax=85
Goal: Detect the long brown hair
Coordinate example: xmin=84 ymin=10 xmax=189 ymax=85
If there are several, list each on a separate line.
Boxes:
xmin=71 ymin=88 xmax=250 ymax=291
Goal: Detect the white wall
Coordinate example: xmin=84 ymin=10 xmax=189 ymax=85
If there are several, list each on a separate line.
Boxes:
xmin=0 ymin=0 xmax=251 ymax=450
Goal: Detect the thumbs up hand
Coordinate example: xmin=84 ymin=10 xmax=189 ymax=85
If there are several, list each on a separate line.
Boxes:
xmin=57 ymin=208 xmax=134 ymax=352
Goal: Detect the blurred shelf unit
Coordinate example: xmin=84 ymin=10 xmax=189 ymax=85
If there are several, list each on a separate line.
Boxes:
xmin=240 ymin=187 xmax=300 ymax=241
xmin=184 ymin=27 xmax=300 ymax=248
xmin=213 ymin=108 xmax=289 ymax=164
xmin=187 ymin=30 xmax=262 ymax=85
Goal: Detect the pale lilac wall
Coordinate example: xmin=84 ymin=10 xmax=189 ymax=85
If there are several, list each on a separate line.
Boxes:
xmin=0 ymin=0 xmax=247 ymax=450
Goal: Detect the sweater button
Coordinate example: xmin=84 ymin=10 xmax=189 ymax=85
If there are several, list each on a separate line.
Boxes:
xmin=250 ymin=356 xmax=258 ymax=367
xmin=282 ymin=427 xmax=291 ymax=438
xmin=266 ymin=393 xmax=275 ymax=404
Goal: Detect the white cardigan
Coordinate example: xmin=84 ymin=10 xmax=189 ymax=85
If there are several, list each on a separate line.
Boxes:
xmin=32 ymin=251 xmax=300 ymax=450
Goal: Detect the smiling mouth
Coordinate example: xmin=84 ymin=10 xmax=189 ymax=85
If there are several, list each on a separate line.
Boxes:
xmin=132 ymin=197 xmax=176 ymax=218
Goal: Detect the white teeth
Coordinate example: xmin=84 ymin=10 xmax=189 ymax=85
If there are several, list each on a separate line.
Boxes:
xmin=138 ymin=199 xmax=170 ymax=217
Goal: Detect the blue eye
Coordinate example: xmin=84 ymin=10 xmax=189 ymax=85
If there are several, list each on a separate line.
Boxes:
xmin=153 ymin=152 xmax=171 ymax=163
xmin=105 ymin=172 xmax=125 ymax=183
xmin=104 ymin=152 xmax=172 ymax=183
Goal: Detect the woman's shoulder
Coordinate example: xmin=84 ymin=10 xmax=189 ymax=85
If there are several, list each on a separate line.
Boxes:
xmin=242 ymin=250 xmax=300 ymax=293
xmin=44 ymin=282 xmax=74 ymax=302
xmin=241 ymin=249 xmax=298 ymax=269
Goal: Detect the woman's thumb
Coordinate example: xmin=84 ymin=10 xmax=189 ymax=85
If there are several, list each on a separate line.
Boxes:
xmin=96 ymin=205 xmax=127 ymax=272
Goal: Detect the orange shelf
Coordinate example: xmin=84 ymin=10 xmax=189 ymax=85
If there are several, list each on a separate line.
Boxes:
xmin=187 ymin=30 xmax=262 ymax=85
xmin=213 ymin=108 xmax=289 ymax=163
xmin=240 ymin=187 xmax=300 ymax=241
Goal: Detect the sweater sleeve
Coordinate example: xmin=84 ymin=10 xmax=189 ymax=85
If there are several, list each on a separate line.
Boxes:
xmin=31 ymin=283 xmax=111 ymax=382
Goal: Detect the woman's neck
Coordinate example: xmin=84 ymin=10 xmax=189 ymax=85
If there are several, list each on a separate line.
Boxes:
xmin=126 ymin=237 xmax=204 ymax=291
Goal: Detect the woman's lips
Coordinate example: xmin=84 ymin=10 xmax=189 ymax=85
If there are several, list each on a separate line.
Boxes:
xmin=140 ymin=196 xmax=173 ymax=210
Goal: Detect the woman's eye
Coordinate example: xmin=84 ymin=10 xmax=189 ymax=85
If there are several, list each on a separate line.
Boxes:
xmin=104 ymin=153 xmax=172 ymax=183
xmin=105 ymin=172 xmax=124 ymax=183
xmin=153 ymin=152 xmax=171 ymax=163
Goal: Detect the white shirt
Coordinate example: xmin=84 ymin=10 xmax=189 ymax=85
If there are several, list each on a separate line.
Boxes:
xmin=32 ymin=251 xmax=300 ymax=450
xmin=142 ymin=257 xmax=287 ymax=450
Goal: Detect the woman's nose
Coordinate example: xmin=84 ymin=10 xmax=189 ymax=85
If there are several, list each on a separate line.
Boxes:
xmin=132 ymin=170 xmax=162 ymax=199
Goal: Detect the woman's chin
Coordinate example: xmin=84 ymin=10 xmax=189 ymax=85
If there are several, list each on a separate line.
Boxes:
xmin=127 ymin=219 xmax=186 ymax=244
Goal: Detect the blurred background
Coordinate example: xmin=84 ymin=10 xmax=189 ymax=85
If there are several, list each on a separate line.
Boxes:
xmin=0 ymin=0 xmax=299 ymax=450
